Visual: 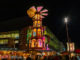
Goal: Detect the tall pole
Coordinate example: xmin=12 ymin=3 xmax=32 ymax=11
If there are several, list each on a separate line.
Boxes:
xmin=66 ymin=23 xmax=69 ymax=44
xmin=65 ymin=17 xmax=71 ymax=60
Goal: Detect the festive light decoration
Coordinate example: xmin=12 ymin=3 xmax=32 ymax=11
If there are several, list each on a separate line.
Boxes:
xmin=27 ymin=6 xmax=48 ymax=19
xmin=67 ymin=42 xmax=75 ymax=52
xmin=27 ymin=6 xmax=64 ymax=51
xmin=27 ymin=6 xmax=48 ymax=49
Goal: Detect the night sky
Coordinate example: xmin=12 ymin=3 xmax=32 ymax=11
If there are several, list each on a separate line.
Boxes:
xmin=0 ymin=0 xmax=80 ymax=48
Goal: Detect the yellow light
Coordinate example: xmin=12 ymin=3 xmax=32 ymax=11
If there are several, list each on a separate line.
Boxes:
xmin=34 ymin=14 xmax=40 ymax=19
xmin=27 ymin=8 xmax=36 ymax=18
xmin=71 ymin=53 xmax=75 ymax=57
xmin=33 ymin=21 xmax=37 ymax=27
xmin=33 ymin=29 xmax=36 ymax=32
xmin=38 ymin=21 xmax=40 ymax=23
xmin=7 ymin=34 xmax=11 ymax=38
xmin=31 ymin=39 xmax=36 ymax=47
xmin=38 ymin=29 xmax=41 ymax=31
xmin=37 ymin=21 xmax=41 ymax=27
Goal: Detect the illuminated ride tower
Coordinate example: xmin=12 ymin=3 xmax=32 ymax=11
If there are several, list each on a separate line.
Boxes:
xmin=27 ymin=6 xmax=48 ymax=50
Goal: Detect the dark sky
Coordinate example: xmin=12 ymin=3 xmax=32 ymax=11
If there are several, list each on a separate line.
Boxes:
xmin=0 ymin=0 xmax=80 ymax=48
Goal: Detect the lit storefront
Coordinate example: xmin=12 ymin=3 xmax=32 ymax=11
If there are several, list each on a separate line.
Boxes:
xmin=0 ymin=31 xmax=19 ymax=49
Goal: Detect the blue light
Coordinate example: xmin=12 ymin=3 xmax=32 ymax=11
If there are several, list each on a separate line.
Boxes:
xmin=33 ymin=32 xmax=36 ymax=36
xmin=63 ymin=48 xmax=66 ymax=51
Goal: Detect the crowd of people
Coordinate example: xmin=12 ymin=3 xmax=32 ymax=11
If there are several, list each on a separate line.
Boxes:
xmin=1 ymin=53 xmax=80 ymax=60
xmin=26 ymin=54 xmax=80 ymax=60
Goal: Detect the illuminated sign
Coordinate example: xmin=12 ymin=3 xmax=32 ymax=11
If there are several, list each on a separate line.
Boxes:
xmin=67 ymin=42 xmax=75 ymax=52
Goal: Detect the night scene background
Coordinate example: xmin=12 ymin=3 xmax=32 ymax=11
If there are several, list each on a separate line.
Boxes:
xmin=0 ymin=0 xmax=80 ymax=48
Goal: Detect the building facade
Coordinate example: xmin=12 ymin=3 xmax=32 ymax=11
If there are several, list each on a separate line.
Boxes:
xmin=0 ymin=31 xmax=19 ymax=49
